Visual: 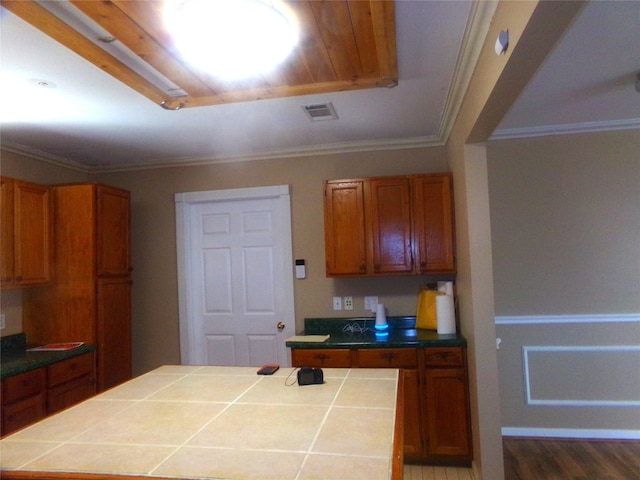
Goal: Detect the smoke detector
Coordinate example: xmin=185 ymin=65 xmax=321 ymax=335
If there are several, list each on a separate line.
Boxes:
xmin=302 ymin=102 xmax=338 ymax=121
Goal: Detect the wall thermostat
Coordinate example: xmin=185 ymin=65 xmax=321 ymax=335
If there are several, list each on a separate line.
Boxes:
xmin=295 ymin=259 xmax=306 ymax=279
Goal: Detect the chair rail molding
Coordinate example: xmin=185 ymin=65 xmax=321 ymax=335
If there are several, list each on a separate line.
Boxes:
xmin=495 ymin=313 xmax=640 ymax=325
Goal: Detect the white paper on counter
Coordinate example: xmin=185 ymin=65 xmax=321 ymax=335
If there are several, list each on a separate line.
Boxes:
xmin=286 ymin=335 xmax=330 ymax=343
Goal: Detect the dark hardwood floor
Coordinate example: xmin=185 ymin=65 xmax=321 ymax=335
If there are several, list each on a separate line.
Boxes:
xmin=503 ymin=437 xmax=640 ymax=480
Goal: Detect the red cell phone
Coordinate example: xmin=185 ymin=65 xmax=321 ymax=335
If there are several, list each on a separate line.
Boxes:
xmin=257 ymin=364 xmax=280 ymax=375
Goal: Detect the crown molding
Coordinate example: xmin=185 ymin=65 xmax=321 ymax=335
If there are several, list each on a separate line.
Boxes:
xmin=438 ymin=0 xmax=499 ymax=142
xmin=491 ymin=118 xmax=640 ymax=140
xmin=2 ymin=135 xmax=443 ymax=174
xmin=1 ymin=142 xmax=91 ymax=173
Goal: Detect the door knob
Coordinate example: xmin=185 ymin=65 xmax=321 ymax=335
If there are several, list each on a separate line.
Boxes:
xmin=277 ymin=321 xmax=285 ymax=331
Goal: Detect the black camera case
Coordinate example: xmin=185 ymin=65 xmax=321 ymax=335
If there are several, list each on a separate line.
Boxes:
xmin=297 ymin=367 xmax=324 ymax=385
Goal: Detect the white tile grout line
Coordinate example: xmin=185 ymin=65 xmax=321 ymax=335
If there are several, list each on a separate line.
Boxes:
xmin=293 ymin=369 xmax=351 ymax=480
xmin=147 ymin=370 xmax=266 ymax=476
xmin=9 ymin=372 xmax=194 ymax=471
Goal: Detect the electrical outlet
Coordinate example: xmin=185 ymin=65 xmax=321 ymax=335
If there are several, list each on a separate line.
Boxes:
xmin=333 ymin=296 xmax=342 ymax=310
xmin=0 ymin=313 xmax=5 ymax=330
xmin=344 ymin=296 xmax=353 ymax=310
xmin=364 ymin=296 xmax=378 ymax=312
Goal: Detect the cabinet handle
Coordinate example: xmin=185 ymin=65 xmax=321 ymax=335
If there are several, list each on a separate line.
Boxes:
xmin=381 ymin=353 xmax=398 ymax=364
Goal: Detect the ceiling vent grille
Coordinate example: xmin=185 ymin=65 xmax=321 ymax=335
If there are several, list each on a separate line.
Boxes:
xmin=302 ymin=102 xmax=338 ymax=121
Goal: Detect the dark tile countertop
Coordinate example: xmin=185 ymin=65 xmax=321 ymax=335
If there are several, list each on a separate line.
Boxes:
xmin=1 ymin=333 xmax=96 ymax=380
xmin=285 ymin=316 xmax=466 ymax=349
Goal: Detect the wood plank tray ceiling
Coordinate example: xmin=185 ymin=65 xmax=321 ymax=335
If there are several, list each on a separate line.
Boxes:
xmin=3 ymin=0 xmax=398 ymax=110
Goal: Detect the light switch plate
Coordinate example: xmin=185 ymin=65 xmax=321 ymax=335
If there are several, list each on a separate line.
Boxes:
xmin=364 ymin=296 xmax=378 ymax=312
xmin=0 ymin=313 xmax=5 ymax=330
xmin=333 ymin=296 xmax=342 ymax=310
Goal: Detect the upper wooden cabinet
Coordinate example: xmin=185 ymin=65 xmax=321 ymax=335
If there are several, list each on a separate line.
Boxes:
xmin=369 ymin=177 xmax=414 ymax=275
xmin=413 ymin=173 xmax=456 ymax=274
xmin=324 ymin=173 xmax=455 ymax=277
xmin=0 ymin=177 xmax=53 ymax=288
xmin=324 ymin=180 xmax=368 ymax=276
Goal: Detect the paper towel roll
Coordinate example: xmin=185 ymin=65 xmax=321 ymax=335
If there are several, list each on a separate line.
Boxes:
xmin=375 ymin=303 xmax=387 ymax=327
xmin=436 ymin=295 xmax=456 ymax=334
xmin=437 ymin=281 xmax=454 ymax=296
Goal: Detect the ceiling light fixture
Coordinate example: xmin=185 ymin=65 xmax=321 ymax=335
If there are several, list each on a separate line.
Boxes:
xmin=164 ymin=0 xmax=299 ymax=81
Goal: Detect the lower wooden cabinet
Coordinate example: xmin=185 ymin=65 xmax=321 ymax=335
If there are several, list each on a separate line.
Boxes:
xmin=423 ymin=347 xmax=472 ymax=464
xmin=290 ymin=345 xmax=471 ymax=466
xmin=47 ymin=353 xmax=96 ymax=415
xmin=1 ymin=352 xmax=96 ymax=437
xmin=0 ymin=369 xmax=46 ymax=436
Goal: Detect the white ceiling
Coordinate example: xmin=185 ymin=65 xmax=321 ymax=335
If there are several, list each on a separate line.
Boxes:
xmin=1 ymin=1 xmax=638 ymax=172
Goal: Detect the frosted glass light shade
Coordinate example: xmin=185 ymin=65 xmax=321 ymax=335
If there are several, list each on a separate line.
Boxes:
xmin=165 ymin=0 xmax=298 ymax=80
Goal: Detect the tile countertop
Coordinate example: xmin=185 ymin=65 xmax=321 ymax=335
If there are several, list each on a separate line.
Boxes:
xmin=1 ymin=365 xmax=402 ymax=480
xmin=285 ymin=316 xmax=466 ymax=349
xmin=1 ymin=333 xmax=96 ymax=379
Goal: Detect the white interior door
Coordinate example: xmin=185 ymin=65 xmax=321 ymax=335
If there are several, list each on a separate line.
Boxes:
xmin=176 ymin=185 xmax=294 ymax=367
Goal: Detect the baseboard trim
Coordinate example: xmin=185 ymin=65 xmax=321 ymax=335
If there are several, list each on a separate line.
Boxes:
xmin=495 ymin=313 xmax=640 ymax=325
xmin=471 ymin=461 xmax=482 ymax=480
xmin=502 ymin=427 xmax=640 ymax=440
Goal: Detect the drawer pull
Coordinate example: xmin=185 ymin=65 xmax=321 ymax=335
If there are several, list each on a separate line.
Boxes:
xmin=381 ymin=353 xmax=398 ymax=364
xmin=314 ymin=354 xmax=329 ymax=362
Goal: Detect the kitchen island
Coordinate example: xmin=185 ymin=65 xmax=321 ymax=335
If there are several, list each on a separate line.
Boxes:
xmin=1 ymin=365 xmax=403 ymax=480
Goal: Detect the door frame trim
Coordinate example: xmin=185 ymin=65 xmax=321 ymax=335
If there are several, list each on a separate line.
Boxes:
xmin=175 ymin=185 xmax=294 ymax=365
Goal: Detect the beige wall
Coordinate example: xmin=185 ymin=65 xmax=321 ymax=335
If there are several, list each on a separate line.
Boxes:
xmin=90 ymin=147 xmax=450 ymax=373
xmin=444 ymin=1 xmax=586 ymax=478
xmin=488 ymin=130 xmax=640 ymax=315
xmin=487 ymin=130 xmax=640 ymax=434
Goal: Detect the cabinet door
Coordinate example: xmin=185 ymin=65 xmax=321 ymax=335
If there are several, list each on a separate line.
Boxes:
xmin=97 ymin=276 xmax=132 ymax=391
xmin=324 ymin=180 xmax=367 ymax=276
xmin=13 ymin=180 xmax=53 ymax=286
xmin=0 ymin=177 xmax=15 ymax=287
xmin=413 ymin=174 xmax=456 ymax=274
xmin=424 ymin=367 xmax=471 ymax=459
xmin=1 ymin=179 xmax=52 ymax=287
xmin=97 ymin=185 xmax=131 ymax=276
xmin=369 ymin=177 xmax=413 ymax=274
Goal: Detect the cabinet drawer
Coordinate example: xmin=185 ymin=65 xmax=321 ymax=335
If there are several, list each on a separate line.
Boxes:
xmin=2 ymin=369 xmax=46 ymax=404
xmin=291 ymin=349 xmax=352 ymax=367
xmin=357 ymin=348 xmax=417 ymax=368
xmin=48 ymin=375 xmax=95 ymax=415
xmin=48 ymin=353 xmax=94 ymax=388
xmin=424 ymin=347 xmax=464 ymax=367
xmin=2 ymin=392 xmax=46 ymax=436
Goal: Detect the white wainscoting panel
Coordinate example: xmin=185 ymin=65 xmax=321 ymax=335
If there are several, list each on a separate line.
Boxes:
xmin=522 ymin=345 xmax=640 ymax=407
